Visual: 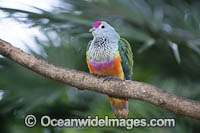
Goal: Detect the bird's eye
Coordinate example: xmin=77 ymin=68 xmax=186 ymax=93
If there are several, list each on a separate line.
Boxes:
xmin=101 ymin=25 xmax=105 ymax=28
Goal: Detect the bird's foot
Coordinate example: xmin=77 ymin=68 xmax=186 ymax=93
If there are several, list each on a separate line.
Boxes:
xmin=92 ymin=73 xmax=113 ymax=82
xmin=103 ymin=76 xmax=113 ymax=82
xmin=92 ymin=73 xmax=104 ymax=78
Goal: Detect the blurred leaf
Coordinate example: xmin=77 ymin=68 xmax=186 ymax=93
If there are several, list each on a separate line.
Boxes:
xmin=187 ymin=42 xmax=200 ymax=56
xmin=138 ymin=39 xmax=155 ymax=53
xmin=168 ymin=41 xmax=181 ymax=64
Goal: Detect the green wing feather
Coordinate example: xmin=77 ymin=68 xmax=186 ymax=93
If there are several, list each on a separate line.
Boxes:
xmin=118 ymin=38 xmax=134 ymax=80
xmin=86 ymin=40 xmax=92 ymax=56
xmin=86 ymin=40 xmax=92 ymax=52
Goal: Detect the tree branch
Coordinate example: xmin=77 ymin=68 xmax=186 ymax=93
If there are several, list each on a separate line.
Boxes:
xmin=0 ymin=39 xmax=200 ymax=120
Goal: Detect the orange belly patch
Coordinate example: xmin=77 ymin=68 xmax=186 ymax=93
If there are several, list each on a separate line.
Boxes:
xmin=87 ymin=56 xmax=124 ymax=79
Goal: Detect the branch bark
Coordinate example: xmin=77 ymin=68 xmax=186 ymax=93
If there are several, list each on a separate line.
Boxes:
xmin=0 ymin=39 xmax=200 ymax=120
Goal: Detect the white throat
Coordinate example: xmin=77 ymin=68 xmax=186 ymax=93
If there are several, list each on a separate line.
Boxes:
xmin=87 ymin=35 xmax=119 ymax=62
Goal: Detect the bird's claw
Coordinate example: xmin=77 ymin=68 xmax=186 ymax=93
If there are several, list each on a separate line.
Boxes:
xmin=92 ymin=73 xmax=113 ymax=81
xmin=103 ymin=76 xmax=113 ymax=82
xmin=92 ymin=73 xmax=104 ymax=78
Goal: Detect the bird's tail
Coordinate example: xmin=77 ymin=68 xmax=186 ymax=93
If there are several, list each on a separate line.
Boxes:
xmin=109 ymin=96 xmax=128 ymax=118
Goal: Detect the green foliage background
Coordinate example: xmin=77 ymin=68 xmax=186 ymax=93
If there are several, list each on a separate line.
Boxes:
xmin=0 ymin=0 xmax=200 ymax=132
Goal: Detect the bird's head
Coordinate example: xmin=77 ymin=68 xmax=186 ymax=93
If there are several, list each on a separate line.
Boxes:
xmin=89 ymin=21 xmax=119 ymax=38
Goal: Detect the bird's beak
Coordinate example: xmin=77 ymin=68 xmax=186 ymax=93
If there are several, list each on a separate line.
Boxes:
xmin=89 ymin=28 xmax=96 ymax=32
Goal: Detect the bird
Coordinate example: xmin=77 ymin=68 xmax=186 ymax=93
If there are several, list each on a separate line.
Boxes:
xmin=86 ymin=21 xmax=133 ymax=118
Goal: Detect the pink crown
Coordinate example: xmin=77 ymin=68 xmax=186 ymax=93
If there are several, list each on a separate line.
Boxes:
xmin=93 ymin=21 xmax=102 ymax=29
